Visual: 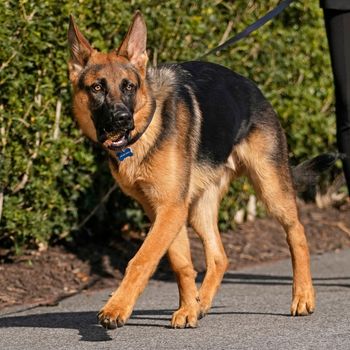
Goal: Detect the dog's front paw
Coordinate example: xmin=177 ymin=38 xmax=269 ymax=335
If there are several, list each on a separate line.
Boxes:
xmin=98 ymin=302 xmax=132 ymax=329
xmin=171 ymin=304 xmax=200 ymax=329
xmin=291 ymin=285 xmax=315 ymax=316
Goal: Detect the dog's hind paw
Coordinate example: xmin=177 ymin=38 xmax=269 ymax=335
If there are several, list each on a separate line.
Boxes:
xmin=197 ymin=298 xmax=212 ymax=319
xmin=290 ymin=286 xmax=315 ymax=316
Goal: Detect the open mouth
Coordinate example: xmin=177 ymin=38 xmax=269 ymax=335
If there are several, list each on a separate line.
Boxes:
xmin=102 ymin=132 xmax=129 ymax=150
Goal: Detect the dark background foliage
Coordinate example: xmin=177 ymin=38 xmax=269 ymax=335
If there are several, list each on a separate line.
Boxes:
xmin=0 ymin=0 xmax=336 ymax=251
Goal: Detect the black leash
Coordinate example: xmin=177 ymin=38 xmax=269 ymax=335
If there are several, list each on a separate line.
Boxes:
xmin=197 ymin=0 xmax=295 ymax=60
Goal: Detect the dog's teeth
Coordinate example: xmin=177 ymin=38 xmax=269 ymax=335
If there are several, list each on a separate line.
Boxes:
xmin=114 ymin=136 xmax=126 ymax=146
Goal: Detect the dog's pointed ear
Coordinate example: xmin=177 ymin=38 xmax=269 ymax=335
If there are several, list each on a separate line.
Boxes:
xmin=68 ymin=15 xmax=93 ymax=81
xmin=116 ymin=11 xmax=148 ymax=77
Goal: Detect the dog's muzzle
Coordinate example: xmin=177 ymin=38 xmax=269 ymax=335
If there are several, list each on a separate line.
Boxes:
xmin=114 ymin=111 xmax=134 ymax=131
xmin=102 ymin=132 xmax=129 ymax=150
xmin=101 ymin=110 xmax=134 ymax=151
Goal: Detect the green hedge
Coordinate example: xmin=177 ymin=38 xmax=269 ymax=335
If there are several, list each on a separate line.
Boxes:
xmin=0 ymin=0 xmax=335 ymax=250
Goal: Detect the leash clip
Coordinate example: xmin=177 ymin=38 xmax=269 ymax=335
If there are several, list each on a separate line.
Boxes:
xmin=116 ymin=147 xmax=134 ymax=161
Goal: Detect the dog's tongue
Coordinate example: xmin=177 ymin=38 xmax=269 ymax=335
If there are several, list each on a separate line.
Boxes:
xmin=103 ymin=135 xmax=128 ymax=150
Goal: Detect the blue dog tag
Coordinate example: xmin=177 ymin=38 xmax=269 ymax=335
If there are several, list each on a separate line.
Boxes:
xmin=116 ymin=148 xmax=134 ymax=161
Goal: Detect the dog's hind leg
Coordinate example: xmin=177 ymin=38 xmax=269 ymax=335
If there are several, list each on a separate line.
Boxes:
xmin=237 ymin=127 xmax=315 ymax=316
xmin=189 ymin=182 xmax=229 ymax=318
xmin=167 ymin=226 xmax=200 ymax=328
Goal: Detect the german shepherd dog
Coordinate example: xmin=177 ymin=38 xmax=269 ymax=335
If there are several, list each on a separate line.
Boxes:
xmin=68 ymin=11 xmax=325 ymax=329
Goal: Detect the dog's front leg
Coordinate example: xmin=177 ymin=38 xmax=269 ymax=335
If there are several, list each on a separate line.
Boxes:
xmin=98 ymin=203 xmax=187 ymax=329
xmin=167 ymin=226 xmax=200 ymax=328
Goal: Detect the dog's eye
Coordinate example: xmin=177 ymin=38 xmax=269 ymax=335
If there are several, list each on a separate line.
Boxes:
xmin=121 ymin=80 xmax=135 ymax=93
xmin=91 ymin=83 xmax=102 ymax=93
xmin=125 ymin=82 xmax=135 ymax=92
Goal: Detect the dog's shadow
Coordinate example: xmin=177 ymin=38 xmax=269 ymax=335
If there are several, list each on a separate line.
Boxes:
xmin=0 ymin=306 xmax=288 ymax=343
xmin=1 ymin=273 xmax=348 ymax=343
xmin=0 ymin=309 xmax=173 ymax=342
xmin=0 ymin=311 xmax=112 ymax=342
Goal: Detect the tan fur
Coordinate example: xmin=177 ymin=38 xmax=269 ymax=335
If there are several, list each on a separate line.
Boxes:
xmin=68 ymin=12 xmax=315 ymax=329
xmin=236 ymin=129 xmax=315 ymax=316
xmin=168 ymin=226 xmax=199 ymax=328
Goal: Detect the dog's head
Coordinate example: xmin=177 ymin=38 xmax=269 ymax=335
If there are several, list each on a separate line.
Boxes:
xmin=68 ymin=11 xmax=153 ymax=150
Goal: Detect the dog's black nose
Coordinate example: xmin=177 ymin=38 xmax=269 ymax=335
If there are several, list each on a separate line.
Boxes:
xmin=116 ymin=111 xmax=130 ymax=122
xmin=115 ymin=111 xmax=134 ymax=130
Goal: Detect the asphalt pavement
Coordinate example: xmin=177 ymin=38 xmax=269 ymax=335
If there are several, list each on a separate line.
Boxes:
xmin=0 ymin=249 xmax=349 ymax=350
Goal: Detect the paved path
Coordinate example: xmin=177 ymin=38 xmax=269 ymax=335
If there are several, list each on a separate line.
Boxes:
xmin=0 ymin=249 xmax=349 ymax=350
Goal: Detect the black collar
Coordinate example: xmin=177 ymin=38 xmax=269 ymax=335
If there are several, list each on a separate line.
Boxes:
xmin=127 ymin=98 xmax=156 ymax=147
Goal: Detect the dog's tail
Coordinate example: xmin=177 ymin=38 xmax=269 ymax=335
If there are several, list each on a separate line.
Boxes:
xmin=291 ymin=153 xmax=344 ymax=192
